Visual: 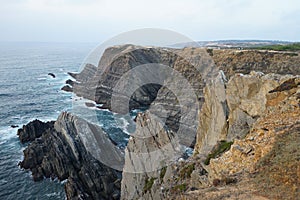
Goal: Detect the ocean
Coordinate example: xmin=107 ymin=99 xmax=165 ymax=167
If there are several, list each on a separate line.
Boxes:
xmin=0 ymin=42 xmax=135 ymax=199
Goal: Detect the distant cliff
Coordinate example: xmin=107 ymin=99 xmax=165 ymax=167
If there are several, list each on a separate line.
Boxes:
xmin=63 ymin=45 xmax=300 ymax=146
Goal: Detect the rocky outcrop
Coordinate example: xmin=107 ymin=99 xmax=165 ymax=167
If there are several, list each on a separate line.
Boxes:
xmin=162 ymin=74 xmax=300 ymax=200
xmin=63 ymin=45 xmax=300 ymax=147
xmin=121 ymin=111 xmax=183 ymax=200
xmin=194 ymin=71 xmax=298 ymax=153
xmin=48 ymin=73 xmax=56 ymax=78
xmin=194 ymin=71 xmax=228 ymax=154
xmin=17 ymin=120 xmax=54 ymax=143
xmin=209 ymin=85 xmax=300 ymax=177
xmin=202 ymin=76 xmax=300 ymax=200
xmin=61 ymin=85 xmax=73 ymax=92
xmin=68 ymin=63 xmax=97 ymax=83
xmin=64 ymin=45 xmax=212 ymax=146
xmin=121 ymin=73 xmax=299 ymax=200
xmin=18 ymin=112 xmax=122 ymax=199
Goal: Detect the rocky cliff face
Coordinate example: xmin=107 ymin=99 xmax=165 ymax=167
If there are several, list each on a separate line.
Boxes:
xmin=18 ymin=112 xmax=122 ymax=200
xmin=121 ymin=72 xmax=299 ymax=200
xmin=65 ymin=45 xmax=213 ymax=147
xmin=190 ymin=75 xmax=300 ymax=200
xmin=121 ymin=111 xmax=182 ymax=200
xmin=194 ymin=71 xmax=298 ymax=154
xmin=63 ymin=46 xmax=300 ymax=147
xmin=19 ymin=45 xmax=300 ymax=199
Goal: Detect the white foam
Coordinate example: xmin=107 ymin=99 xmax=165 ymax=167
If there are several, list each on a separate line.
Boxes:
xmin=0 ymin=127 xmax=18 ymax=142
xmin=37 ymin=77 xmax=47 ymax=81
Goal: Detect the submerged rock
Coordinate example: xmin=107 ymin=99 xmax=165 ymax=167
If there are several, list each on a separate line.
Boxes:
xmin=48 ymin=73 xmax=56 ymax=78
xmin=61 ymin=85 xmax=73 ymax=92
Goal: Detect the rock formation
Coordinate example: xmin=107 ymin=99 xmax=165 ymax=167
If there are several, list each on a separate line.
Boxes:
xmin=62 ymin=45 xmax=300 ymax=146
xmin=17 ymin=119 xmax=54 ymax=143
xmin=194 ymin=71 xmax=297 ymax=154
xmin=64 ymin=45 xmax=212 ymax=147
xmin=18 ymin=112 xmax=122 ymax=199
xmin=120 ymin=72 xmax=299 ymax=200
xmin=212 ymin=49 xmax=300 ymax=77
xmin=121 ymin=111 xmax=183 ymax=200
xmin=19 ymin=44 xmax=300 ymax=199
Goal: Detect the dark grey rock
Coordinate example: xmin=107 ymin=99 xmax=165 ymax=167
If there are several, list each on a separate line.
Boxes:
xmin=18 ymin=112 xmax=122 ymax=200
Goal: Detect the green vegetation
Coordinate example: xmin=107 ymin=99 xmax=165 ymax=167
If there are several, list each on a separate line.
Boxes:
xmin=204 ymin=140 xmax=233 ymax=165
xmin=143 ymin=177 xmax=157 ymax=193
xmin=250 ymin=43 xmax=300 ymax=51
xmin=179 ymin=163 xmax=195 ymax=179
xmin=172 ymin=183 xmax=187 ymax=192
xmin=160 ymin=166 xmax=167 ymax=180
xmin=206 ymin=48 xmax=214 ymax=56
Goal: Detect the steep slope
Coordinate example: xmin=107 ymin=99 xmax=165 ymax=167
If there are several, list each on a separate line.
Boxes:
xmin=122 ymin=72 xmax=299 ymax=200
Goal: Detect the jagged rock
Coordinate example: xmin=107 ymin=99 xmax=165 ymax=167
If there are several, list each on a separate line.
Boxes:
xmin=194 ymin=71 xmax=228 ymax=154
xmin=121 ymin=111 xmax=183 ymax=200
xmin=18 ymin=112 xmax=122 ymax=200
xmin=194 ymin=71 xmax=298 ymax=155
xmin=226 ymin=72 xmax=296 ymax=140
xmin=68 ymin=63 xmax=97 ymax=83
xmin=208 ymin=77 xmax=300 ymax=180
xmin=17 ymin=120 xmax=54 ymax=143
xmin=65 ymin=45 xmax=300 ymax=148
xmin=154 ymin=75 xmax=300 ymax=200
xmin=66 ymin=45 xmax=212 ymax=147
xmin=65 ymin=79 xmax=75 ymax=86
xmin=61 ymin=85 xmax=73 ymax=92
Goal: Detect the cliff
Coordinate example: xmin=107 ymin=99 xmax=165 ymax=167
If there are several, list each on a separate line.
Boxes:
xmin=18 ymin=44 xmax=300 ymax=199
xmin=63 ymin=45 xmax=300 ymax=146
xmin=122 ymin=72 xmax=299 ymax=200
xmin=121 ymin=111 xmax=181 ymax=199
xmin=18 ymin=112 xmax=122 ymax=199
xmin=184 ymin=74 xmax=300 ymax=200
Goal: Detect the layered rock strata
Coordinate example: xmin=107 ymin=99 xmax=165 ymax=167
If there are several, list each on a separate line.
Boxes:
xmin=18 ymin=112 xmax=122 ymax=200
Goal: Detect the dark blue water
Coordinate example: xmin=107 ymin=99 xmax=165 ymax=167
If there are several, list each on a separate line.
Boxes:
xmin=0 ymin=42 xmax=140 ymax=199
xmin=0 ymin=42 xmax=95 ymax=200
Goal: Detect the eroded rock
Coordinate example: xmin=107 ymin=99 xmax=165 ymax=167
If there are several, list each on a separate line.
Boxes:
xmin=18 ymin=112 xmax=122 ymax=200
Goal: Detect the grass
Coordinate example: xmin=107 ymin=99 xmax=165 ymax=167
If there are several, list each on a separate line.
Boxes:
xmin=204 ymin=140 xmax=233 ymax=165
xmin=143 ymin=177 xmax=157 ymax=193
xmin=160 ymin=166 xmax=167 ymax=181
xmin=172 ymin=183 xmax=187 ymax=192
xmin=179 ymin=164 xmax=195 ymax=179
xmin=250 ymin=43 xmax=300 ymax=51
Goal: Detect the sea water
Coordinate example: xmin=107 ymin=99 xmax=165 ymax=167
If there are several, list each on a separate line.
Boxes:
xmin=0 ymin=42 xmax=134 ymax=199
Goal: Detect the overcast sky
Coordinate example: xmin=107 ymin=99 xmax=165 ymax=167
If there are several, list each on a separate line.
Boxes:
xmin=0 ymin=0 xmax=299 ymax=43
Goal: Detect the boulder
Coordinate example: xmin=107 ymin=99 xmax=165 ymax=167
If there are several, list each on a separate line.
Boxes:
xmin=61 ymin=85 xmax=73 ymax=92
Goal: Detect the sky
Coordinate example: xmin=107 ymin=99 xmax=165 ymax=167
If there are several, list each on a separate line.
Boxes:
xmin=0 ymin=0 xmax=299 ymax=43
